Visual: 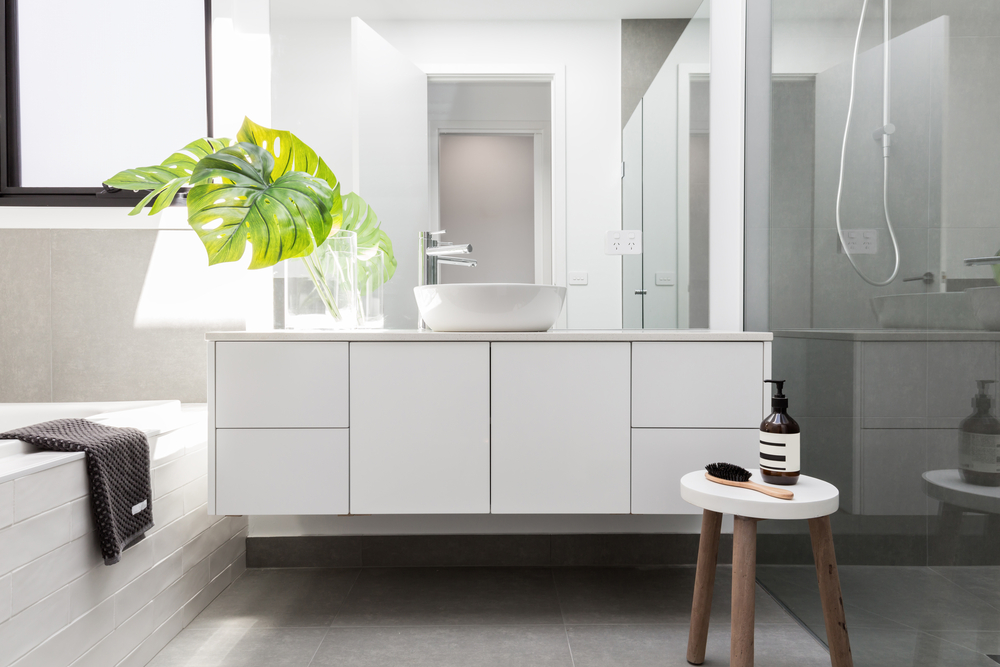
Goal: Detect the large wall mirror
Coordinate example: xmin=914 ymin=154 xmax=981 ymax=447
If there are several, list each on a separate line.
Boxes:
xmin=208 ymin=0 xmax=705 ymax=329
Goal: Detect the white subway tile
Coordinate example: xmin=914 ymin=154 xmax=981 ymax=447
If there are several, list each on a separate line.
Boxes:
xmin=114 ymin=551 xmax=181 ymax=626
xmin=0 ymin=505 xmax=72 ymax=577
xmin=67 ymin=539 xmax=152 ymax=620
xmin=10 ymin=597 xmax=113 ymax=667
xmin=0 ymin=573 xmax=10 ymax=623
xmin=209 ymin=527 xmax=247 ymax=580
xmin=148 ymin=504 xmax=215 ymax=564
xmin=68 ymin=498 xmax=93 ymax=541
xmin=182 ymin=476 xmax=207 ymax=515
xmin=229 ymin=515 xmax=248 ymax=535
xmin=153 ymin=450 xmax=206 ymax=500
xmin=0 ymin=587 xmax=71 ymax=667
xmin=181 ymin=565 xmax=231 ymax=628
xmin=0 ymin=482 xmax=12 ymax=529
xmin=69 ymin=600 xmax=155 ymax=667
xmin=152 ymin=556 xmax=209 ymax=628
xmin=115 ymin=605 xmax=183 ymax=667
xmin=231 ymin=550 xmax=246 ymax=582
xmin=13 ymin=462 xmax=88 ymax=523
xmin=11 ymin=536 xmax=101 ymax=616
xmin=146 ymin=487 xmax=184 ymax=537
xmin=182 ymin=518 xmax=230 ymax=573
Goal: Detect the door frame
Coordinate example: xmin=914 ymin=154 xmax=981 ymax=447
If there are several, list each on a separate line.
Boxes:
xmin=678 ymin=64 xmax=711 ymax=330
xmin=421 ymin=65 xmax=567 ymax=325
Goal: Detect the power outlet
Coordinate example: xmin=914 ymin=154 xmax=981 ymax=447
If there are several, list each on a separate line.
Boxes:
xmin=606 ymin=230 xmax=642 ymax=255
xmin=840 ymin=230 xmax=878 ymax=255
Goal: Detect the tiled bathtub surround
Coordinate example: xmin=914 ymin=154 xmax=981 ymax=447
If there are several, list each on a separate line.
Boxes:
xmin=0 ymin=407 xmax=247 ymax=667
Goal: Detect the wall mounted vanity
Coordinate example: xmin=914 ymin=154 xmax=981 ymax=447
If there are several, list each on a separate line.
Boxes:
xmin=207 ymin=331 xmax=772 ymax=517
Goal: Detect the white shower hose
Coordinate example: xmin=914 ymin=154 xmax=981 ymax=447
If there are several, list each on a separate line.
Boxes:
xmin=835 ymin=0 xmax=901 ymax=286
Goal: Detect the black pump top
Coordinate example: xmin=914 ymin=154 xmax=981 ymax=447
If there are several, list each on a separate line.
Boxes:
xmin=974 ymin=380 xmax=996 ymax=411
xmin=765 ymin=379 xmax=789 ymax=410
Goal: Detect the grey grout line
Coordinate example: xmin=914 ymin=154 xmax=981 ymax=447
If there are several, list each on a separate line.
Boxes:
xmin=928 ymin=567 xmax=1000 ymax=614
xmin=550 ymin=568 xmax=576 ymax=667
xmin=304 ymin=628 xmax=331 ymax=667
xmin=328 ymin=568 xmax=364 ymax=628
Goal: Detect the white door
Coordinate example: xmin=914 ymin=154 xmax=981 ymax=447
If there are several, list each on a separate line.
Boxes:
xmin=350 ymin=342 xmax=490 ymax=514
xmin=352 ymin=18 xmax=428 ymax=328
xmin=491 ymin=343 xmax=632 ymax=514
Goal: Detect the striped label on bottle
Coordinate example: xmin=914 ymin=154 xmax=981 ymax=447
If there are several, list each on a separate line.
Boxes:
xmin=759 ymin=431 xmax=800 ymax=473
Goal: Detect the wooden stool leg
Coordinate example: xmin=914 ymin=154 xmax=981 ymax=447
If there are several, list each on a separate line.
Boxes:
xmin=808 ymin=515 xmax=854 ymax=667
xmin=687 ymin=510 xmax=723 ymax=665
xmin=731 ymin=516 xmax=757 ymax=667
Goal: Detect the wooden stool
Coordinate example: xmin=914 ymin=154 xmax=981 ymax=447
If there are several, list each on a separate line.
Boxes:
xmin=680 ymin=469 xmax=852 ymax=667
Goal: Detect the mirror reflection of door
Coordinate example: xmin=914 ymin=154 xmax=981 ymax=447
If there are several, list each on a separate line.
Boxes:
xmin=429 ymin=81 xmax=552 ymax=285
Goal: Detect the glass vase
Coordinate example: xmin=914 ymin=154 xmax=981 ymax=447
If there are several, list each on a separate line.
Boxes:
xmin=283 ymin=230 xmax=358 ymax=330
xmin=357 ymin=246 xmax=386 ymax=328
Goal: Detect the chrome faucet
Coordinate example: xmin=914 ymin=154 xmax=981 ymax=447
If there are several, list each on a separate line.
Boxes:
xmin=418 ymin=230 xmax=477 ymax=329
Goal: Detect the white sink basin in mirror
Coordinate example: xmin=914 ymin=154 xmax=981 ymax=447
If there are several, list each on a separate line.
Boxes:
xmin=413 ymin=284 xmax=567 ymax=332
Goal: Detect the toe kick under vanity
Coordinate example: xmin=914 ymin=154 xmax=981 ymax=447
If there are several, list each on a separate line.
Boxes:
xmin=205 ymin=330 xmax=772 ymax=516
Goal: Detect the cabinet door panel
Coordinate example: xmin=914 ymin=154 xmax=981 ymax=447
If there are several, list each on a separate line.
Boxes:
xmin=215 ymin=342 xmax=349 ymax=428
xmin=491 ymin=342 xmax=631 ymax=514
xmin=216 ymin=428 xmax=349 ymax=515
xmin=632 ymin=342 xmax=764 ymax=428
xmin=350 ymin=342 xmax=490 ymax=514
xmin=631 ymin=428 xmax=758 ymax=514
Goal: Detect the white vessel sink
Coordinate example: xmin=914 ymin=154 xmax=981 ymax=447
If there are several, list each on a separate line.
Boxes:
xmin=413 ymin=283 xmax=567 ymax=332
xmin=968 ymin=286 xmax=1000 ymax=331
xmin=870 ymin=292 xmax=981 ymax=330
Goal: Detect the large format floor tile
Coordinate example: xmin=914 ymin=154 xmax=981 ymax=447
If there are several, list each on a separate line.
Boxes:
xmin=331 ymin=567 xmax=564 ymax=626
xmin=311 ymin=626 xmax=573 ymax=667
xmin=146 ymin=627 xmax=328 ymax=667
xmin=187 ymin=568 xmax=361 ymax=629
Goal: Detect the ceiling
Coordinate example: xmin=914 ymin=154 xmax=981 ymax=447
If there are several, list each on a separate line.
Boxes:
xmin=269 ymin=0 xmax=705 ymax=21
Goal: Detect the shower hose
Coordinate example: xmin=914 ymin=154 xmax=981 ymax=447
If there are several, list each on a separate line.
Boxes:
xmin=835 ymin=0 xmax=901 ymax=286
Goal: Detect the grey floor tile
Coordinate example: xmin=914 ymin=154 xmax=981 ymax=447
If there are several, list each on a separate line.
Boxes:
xmin=310 ymin=625 xmax=573 ymax=667
xmin=188 ymin=568 xmax=360 ymax=629
xmin=565 ymin=623 xmax=830 ymax=667
xmin=922 ymin=631 xmax=1000 ymax=656
xmin=147 ymin=627 xmax=327 ymax=667
xmin=848 ymin=627 xmax=998 ymax=667
xmin=553 ymin=566 xmax=793 ymax=626
xmin=332 ymin=567 xmax=563 ymax=626
xmin=930 ymin=567 xmax=1000 ymax=610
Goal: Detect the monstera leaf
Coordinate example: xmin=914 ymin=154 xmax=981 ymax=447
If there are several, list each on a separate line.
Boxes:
xmin=237 ymin=117 xmax=339 ymax=190
xmin=103 ymin=137 xmax=233 ymax=215
xmin=186 ymin=143 xmax=342 ymax=269
xmin=341 ymin=192 xmax=396 ymax=281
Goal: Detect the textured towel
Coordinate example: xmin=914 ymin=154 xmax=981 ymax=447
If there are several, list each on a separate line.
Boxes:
xmin=0 ymin=418 xmax=153 ymax=565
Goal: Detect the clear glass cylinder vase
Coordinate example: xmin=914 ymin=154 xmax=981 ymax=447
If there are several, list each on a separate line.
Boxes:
xmin=357 ymin=246 xmax=386 ymax=329
xmin=283 ymin=230 xmax=358 ymax=330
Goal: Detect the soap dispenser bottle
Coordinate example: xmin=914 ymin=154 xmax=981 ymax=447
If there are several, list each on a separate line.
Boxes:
xmin=760 ymin=380 xmax=800 ymax=485
xmin=959 ymin=380 xmax=1000 ymax=487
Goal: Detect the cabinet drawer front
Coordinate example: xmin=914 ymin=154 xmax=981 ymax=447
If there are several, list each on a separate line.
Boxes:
xmin=215 ymin=342 xmax=349 ymax=428
xmin=631 ymin=429 xmax=759 ymax=514
xmin=632 ymin=342 xmax=764 ymax=428
xmin=491 ymin=342 xmax=631 ymax=514
xmin=350 ymin=342 xmax=490 ymax=514
xmin=216 ymin=428 xmax=349 ymax=515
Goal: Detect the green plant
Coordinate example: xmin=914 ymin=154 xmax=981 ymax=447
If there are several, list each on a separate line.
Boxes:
xmin=105 ymin=117 xmax=397 ymax=323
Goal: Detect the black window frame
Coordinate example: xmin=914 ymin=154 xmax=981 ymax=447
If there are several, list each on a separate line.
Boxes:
xmin=0 ymin=0 xmax=214 ymax=207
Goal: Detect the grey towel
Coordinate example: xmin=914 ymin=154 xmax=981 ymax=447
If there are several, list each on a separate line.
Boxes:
xmin=0 ymin=418 xmax=153 ymax=565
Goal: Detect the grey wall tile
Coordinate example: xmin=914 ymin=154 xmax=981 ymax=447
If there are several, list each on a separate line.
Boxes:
xmin=362 ymin=535 xmax=551 ymax=568
xmin=0 ymin=230 xmax=51 ymax=402
xmin=621 ymin=19 xmax=690 ymax=129
xmin=769 ymin=227 xmax=814 ymax=329
xmin=862 ymin=428 xmax=929 ymax=515
xmin=246 ymin=536 xmax=362 ymax=568
xmin=49 ymin=230 xmax=215 ymax=403
xmin=863 ymin=341 xmax=928 ymax=419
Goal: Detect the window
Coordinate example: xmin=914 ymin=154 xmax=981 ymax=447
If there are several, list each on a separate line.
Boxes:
xmin=0 ymin=0 xmax=212 ymax=206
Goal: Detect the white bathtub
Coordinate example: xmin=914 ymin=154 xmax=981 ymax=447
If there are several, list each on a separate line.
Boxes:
xmin=0 ymin=399 xmax=206 ymax=483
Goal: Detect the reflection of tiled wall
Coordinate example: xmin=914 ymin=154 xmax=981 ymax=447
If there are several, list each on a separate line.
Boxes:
xmin=775 ymin=331 xmax=1000 ymax=517
xmin=0 ymin=230 xmax=245 ymax=404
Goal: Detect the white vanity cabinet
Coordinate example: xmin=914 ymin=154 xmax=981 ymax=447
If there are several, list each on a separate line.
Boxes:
xmin=349 ymin=342 xmax=490 ymax=514
xmin=490 ymin=343 xmax=631 ymax=514
xmin=207 ymin=331 xmax=771 ymax=516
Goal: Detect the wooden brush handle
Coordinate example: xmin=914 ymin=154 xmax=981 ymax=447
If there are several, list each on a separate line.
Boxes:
xmin=705 ymin=473 xmax=794 ymax=500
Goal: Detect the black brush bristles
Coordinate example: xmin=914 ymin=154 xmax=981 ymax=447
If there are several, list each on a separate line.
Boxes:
xmin=706 ymin=462 xmax=751 ymax=483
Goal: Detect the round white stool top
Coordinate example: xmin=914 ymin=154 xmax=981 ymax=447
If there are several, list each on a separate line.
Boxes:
xmin=923 ymin=469 xmax=1000 ymax=515
xmin=680 ymin=469 xmax=839 ymax=520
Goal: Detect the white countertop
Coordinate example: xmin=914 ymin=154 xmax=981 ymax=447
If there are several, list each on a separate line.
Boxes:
xmin=206 ymin=329 xmax=773 ymax=342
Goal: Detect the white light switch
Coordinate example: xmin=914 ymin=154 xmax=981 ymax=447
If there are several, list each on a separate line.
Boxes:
xmin=655 ymin=272 xmax=676 ymax=286
xmin=568 ymin=272 xmax=588 ymax=286
xmin=606 ymin=230 xmax=642 ymax=255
